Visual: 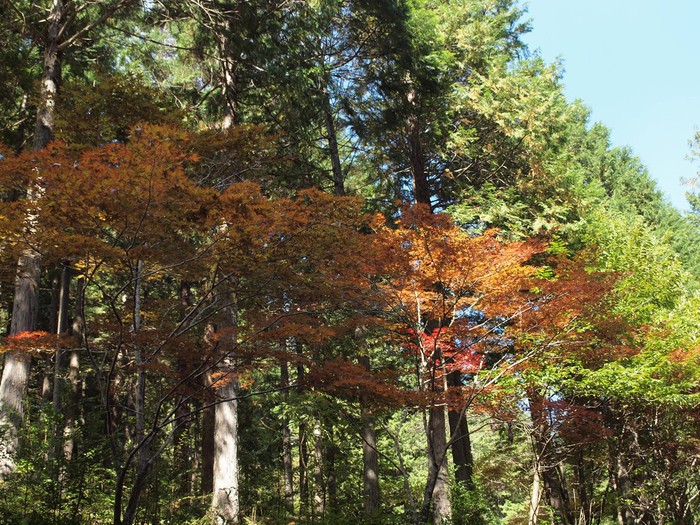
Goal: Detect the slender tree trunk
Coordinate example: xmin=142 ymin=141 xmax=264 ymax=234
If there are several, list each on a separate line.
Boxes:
xmin=321 ymin=73 xmax=345 ymax=197
xmin=326 ymin=427 xmax=337 ymax=512
xmin=42 ymin=355 xmax=54 ymax=403
xmin=173 ymin=397 xmax=192 ymax=497
xmin=44 ymin=271 xmax=60 ymax=404
xmin=281 ymin=360 xmax=295 ymax=513
xmin=202 ymin=368 xmax=215 ymax=495
xmin=528 ymin=462 xmax=542 ymax=525
xmin=612 ymin=444 xmax=634 ymax=525
xmin=297 ymin=357 xmax=309 ymax=516
xmin=63 ymin=276 xmax=84 ymax=462
xmin=217 ymin=18 xmax=238 ymax=131
xmin=574 ymin=447 xmax=591 ymax=525
xmin=313 ymin=421 xmax=325 ymax=519
xmin=362 ymin=416 xmax=380 ymax=515
xmin=191 ymin=398 xmax=202 ymax=493
xmin=529 ymin=390 xmax=573 ymax=525
xmin=133 ymin=260 xmax=148 ymax=475
xmin=53 ymin=265 xmax=70 ymax=407
xmin=359 ymin=356 xmax=380 ymax=515
xmin=51 ymin=264 xmax=70 ymax=462
xmin=118 ymin=260 xmax=153 ymax=525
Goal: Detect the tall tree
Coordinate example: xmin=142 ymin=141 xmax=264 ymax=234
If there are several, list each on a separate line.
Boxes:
xmin=0 ymin=0 xmax=139 ymax=479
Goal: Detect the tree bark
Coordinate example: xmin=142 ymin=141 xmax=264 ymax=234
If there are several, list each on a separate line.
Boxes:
xmin=213 ymin=375 xmax=239 ymax=524
xmin=313 ymin=421 xmax=326 ymax=518
xmin=34 ymin=0 xmax=63 ymax=150
xmin=0 ymin=252 xmax=40 ymax=479
xmin=446 ymin=371 xmax=474 ymax=490
xmin=362 ymin=416 xmax=380 ymax=515
xmin=216 ymin=15 xmax=238 ymax=131
xmin=132 ymin=259 xmax=149 ymax=497
xmin=202 ymin=369 xmax=215 ymax=495
xmin=326 ymin=427 xmax=337 ymax=511
xmin=210 ymin=288 xmax=240 ymax=524
xmin=51 ymin=264 xmax=70 ymax=460
xmin=297 ymin=357 xmax=309 ymax=516
xmin=53 ymin=265 xmax=70 ymax=407
xmin=359 ymin=356 xmax=380 ymax=515
xmin=528 ymin=462 xmax=542 ymax=525
xmin=63 ymin=276 xmax=85 ymax=462
xmin=612 ymin=442 xmax=635 ymax=525
xmin=420 ymin=405 xmax=452 ymax=525
xmin=321 ymin=73 xmax=345 ymax=197
xmin=280 ymin=360 xmax=295 ymax=513
xmin=574 ymin=447 xmax=592 ymax=525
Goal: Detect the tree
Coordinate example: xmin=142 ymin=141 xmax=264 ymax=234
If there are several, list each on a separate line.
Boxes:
xmin=0 ymin=0 xmax=141 ymax=480
xmin=373 ymin=204 xmax=544 ymax=524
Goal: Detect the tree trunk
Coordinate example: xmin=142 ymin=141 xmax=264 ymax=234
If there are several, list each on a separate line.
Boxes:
xmin=211 ymin=288 xmax=240 ymax=524
xmin=612 ymin=444 xmax=635 ymax=525
xmin=133 ymin=260 xmax=148 ymax=473
xmin=202 ymin=369 xmax=215 ymax=495
xmin=53 ymin=265 xmax=70 ymax=408
xmin=528 ymin=462 xmax=542 ymax=525
xmin=34 ymin=0 xmax=63 ymax=150
xmin=446 ymin=371 xmax=474 ymax=490
xmin=297 ymin=358 xmax=309 ymax=516
xmin=406 ymin=83 xmax=430 ymax=206
xmin=217 ymin=17 xmax=238 ymax=131
xmin=124 ymin=258 xmax=150 ymax=517
xmin=574 ymin=447 xmax=592 ymax=525
xmin=63 ymin=277 xmax=84 ymax=462
xmin=326 ymin=427 xmax=337 ymax=511
xmin=0 ymin=252 xmax=40 ymax=479
xmin=51 ymin=264 xmax=70 ymax=460
xmin=362 ymin=416 xmax=380 ymax=515
xmin=359 ymin=356 xmax=380 ymax=515
xmin=44 ymin=271 xmax=60 ymax=405
xmin=529 ymin=391 xmax=573 ymax=525
xmin=213 ymin=375 xmax=239 ymax=524
xmin=420 ymin=405 xmax=452 ymax=525
xmin=321 ymin=73 xmax=345 ymax=197
xmin=281 ymin=360 xmax=295 ymax=513
xmin=313 ymin=421 xmax=326 ymax=519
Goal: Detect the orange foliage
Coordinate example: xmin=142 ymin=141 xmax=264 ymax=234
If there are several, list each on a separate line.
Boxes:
xmin=0 ymin=124 xmax=629 ymax=424
xmin=1 ymin=331 xmax=71 ymax=354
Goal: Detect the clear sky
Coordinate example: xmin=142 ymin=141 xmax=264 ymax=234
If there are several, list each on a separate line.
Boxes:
xmin=522 ymin=0 xmax=700 ymax=211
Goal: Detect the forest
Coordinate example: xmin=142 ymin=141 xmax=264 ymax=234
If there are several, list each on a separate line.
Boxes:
xmin=1 ymin=1 xmax=700 ymax=524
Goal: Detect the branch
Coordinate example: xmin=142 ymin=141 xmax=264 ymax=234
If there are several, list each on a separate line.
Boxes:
xmin=58 ymin=0 xmax=139 ymax=51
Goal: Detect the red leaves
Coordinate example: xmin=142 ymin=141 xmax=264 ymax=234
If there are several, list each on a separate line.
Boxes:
xmin=303 ymin=359 xmax=418 ymax=408
xmin=1 ymin=331 xmax=71 ymax=354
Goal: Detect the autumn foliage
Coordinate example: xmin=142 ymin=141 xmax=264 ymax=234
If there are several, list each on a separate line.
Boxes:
xmin=0 ymin=123 xmax=689 ymax=525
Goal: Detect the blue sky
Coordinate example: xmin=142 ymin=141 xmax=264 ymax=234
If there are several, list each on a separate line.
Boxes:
xmin=522 ymin=0 xmax=700 ymax=211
